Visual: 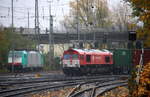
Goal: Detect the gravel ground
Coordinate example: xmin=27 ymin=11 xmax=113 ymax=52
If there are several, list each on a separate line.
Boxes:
xmin=27 ymin=86 xmax=129 ymax=97
xmin=28 ymin=87 xmax=73 ymax=97
xmin=98 ymin=86 xmax=129 ymax=97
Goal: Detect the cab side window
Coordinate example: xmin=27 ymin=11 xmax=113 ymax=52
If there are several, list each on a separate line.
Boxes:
xmin=86 ymin=55 xmax=91 ymax=62
xmin=24 ymin=54 xmax=27 ymax=58
xmin=105 ymin=56 xmax=110 ymax=63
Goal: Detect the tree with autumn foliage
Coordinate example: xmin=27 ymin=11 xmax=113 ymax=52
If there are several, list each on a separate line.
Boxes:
xmin=130 ymin=63 xmax=150 ymax=97
xmin=0 ymin=26 xmax=9 ymax=67
xmin=126 ymin=0 xmax=150 ymax=48
xmin=125 ymin=0 xmax=150 ymax=96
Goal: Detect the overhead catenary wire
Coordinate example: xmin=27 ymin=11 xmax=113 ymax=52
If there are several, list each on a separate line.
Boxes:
xmin=0 ymin=0 xmax=70 ymax=32
xmin=62 ymin=7 xmax=70 ymax=44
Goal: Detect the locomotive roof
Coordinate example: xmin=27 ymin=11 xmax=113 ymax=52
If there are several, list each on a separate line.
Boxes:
xmin=9 ymin=50 xmax=41 ymax=54
xmin=9 ymin=50 xmax=27 ymax=53
xmin=65 ymin=48 xmax=112 ymax=55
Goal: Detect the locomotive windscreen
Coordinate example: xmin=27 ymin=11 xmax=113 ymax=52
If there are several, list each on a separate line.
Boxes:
xmin=63 ymin=54 xmax=78 ymax=59
xmin=8 ymin=52 xmax=22 ymax=63
xmin=72 ymin=54 xmax=78 ymax=59
xmin=63 ymin=54 xmax=71 ymax=59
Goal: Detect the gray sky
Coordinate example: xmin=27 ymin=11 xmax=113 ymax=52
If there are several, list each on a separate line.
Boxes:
xmin=0 ymin=0 xmax=121 ymax=30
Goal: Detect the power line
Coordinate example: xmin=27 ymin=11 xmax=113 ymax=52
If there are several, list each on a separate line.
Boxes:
xmin=0 ymin=0 xmax=70 ymax=29
xmin=0 ymin=5 xmax=10 ymax=8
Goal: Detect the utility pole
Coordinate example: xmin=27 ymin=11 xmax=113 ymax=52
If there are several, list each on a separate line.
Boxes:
xmin=11 ymin=0 xmax=14 ymax=73
xmin=12 ymin=0 xmax=14 ymax=29
xmin=92 ymin=4 xmax=96 ymax=43
xmin=35 ymin=0 xmax=40 ymax=51
xmin=28 ymin=10 xmax=29 ymax=34
xmin=28 ymin=9 xmax=30 ymax=38
xmin=49 ymin=2 xmax=54 ymax=66
xmin=27 ymin=9 xmax=30 ymax=49
xmin=76 ymin=0 xmax=80 ymax=46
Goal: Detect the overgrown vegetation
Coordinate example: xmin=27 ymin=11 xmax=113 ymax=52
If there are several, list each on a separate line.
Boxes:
xmin=128 ymin=63 xmax=150 ymax=97
xmin=0 ymin=27 xmax=10 ymax=68
xmin=126 ymin=0 xmax=150 ymax=48
xmin=0 ymin=26 xmax=36 ymax=70
xmin=43 ymin=53 xmax=62 ymax=71
xmin=123 ymin=0 xmax=150 ymax=96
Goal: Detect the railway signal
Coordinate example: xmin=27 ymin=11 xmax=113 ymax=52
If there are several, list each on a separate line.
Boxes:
xmin=136 ymin=40 xmax=142 ymax=49
xmin=129 ymin=31 xmax=136 ymax=41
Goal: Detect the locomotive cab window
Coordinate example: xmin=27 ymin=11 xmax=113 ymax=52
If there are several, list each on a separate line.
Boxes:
xmin=80 ymin=55 xmax=84 ymax=60
xmin=24 ymin=54 xmax=27 ymax=58
xmin=72 ymin=54 xmax=78 ymax=59
xmin=105 ymin=56 xmax=110 ymax=63
xmin=63 ymin=54 xmax=70 ymax=59
xmin=86 ymin=55 xmax=91 ymax=62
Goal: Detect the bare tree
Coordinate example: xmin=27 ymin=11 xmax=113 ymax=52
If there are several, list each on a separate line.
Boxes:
xmin=63 ymin=0 xmax=111 ymax=31
xmin=110 ymin=2 xmax=132 ymax=32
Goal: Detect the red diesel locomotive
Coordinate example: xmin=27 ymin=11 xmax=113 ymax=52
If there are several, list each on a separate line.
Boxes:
xmin=62 ymin=48 xmax=113 ymax=75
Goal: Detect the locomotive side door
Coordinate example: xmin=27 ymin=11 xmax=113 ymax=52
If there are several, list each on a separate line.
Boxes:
xmin=86 ymin=55 xmax=91 ymax=65
xmin=79 ymin=54 xmax=84 ymax=65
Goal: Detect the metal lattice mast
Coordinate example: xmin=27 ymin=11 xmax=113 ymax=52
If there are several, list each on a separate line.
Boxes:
xmin=11 ymin=0 xmax=14 ymax=73
xmin=27 ymin=9 xmax=30 ymax=40
xmin=35 ymin=0 xmax=40 ymax=50
xmin=49 ymin=2 xmax=54 ymax=65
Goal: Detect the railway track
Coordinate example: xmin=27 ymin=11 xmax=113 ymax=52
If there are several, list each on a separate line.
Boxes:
xmin=0 ymin=75 xmax=128 ymax=97
xmin=0 ymin=80 xmax=78 ymax=97
xmin=0 ymin=72 xmax=65 ymax=82
xmin=0 ymin=74 xmax=127 ymax=86
xmin=67 ymin=80 xmax=127 ymax=97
